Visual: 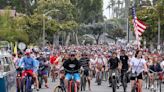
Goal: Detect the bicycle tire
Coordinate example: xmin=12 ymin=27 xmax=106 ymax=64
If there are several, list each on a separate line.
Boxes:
xmin=25 ymin=77 xmax=33 ymax=92
xmin=97 ymin=72 xmax=100 ymax=85
xmin=16 ymin=77 xmax=21 ymax=92
xmin=38 ymin=76 xmax=43 ymax=88
xmin=80 ymin=74 xmax=86 ymax=91
xmin=54 ymin=86 xmax=63 ymax=92
xmin=21 ymin=78 xmax=26 ymax=92
xmin=122 ymin=75 xmax=127 ymax=92
xmin=112 ymin=78 xmax=117 ymax=92
xmin=71 ymin=82 xmax=75 ymax=92
xmin=131 ymin=86 xmax=136 ymax=92
xmin=84 ymin=75 xmax=87 ymax=90
xmin=159 ymin=80 xmax=162 ymax=92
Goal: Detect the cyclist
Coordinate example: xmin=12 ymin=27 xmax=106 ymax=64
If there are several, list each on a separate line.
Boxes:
xmin=63 ymin=51 xmax=81 ymax=91
xmin=19 ymin=51 xmax=39 ymax=91
xmin=95 ymin=54 xmax=104 ymax=83
xmin=149 ymin=55 xmax=163 ymax=89
xmin=108 ymin=52 xmax=121 ymax=87
xmin=128 ymin=50 xmax=148 ymax=92
xmin=120 ymin=50 xmax=129 ymax=83
xmin=15 ymin=52 xmax=23 ymax=70
xmin=36 ymin=52 xmax=49 ymax=88
xmin=79 ymin=52 xmax=91 ymax=91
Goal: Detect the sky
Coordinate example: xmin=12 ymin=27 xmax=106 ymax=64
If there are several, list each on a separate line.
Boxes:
xmin=103 ymin=0 xmax=110 ymax=19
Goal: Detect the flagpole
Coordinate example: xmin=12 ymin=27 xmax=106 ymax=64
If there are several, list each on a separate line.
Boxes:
xmin=133 ymin=0 xmax=140 ymax=49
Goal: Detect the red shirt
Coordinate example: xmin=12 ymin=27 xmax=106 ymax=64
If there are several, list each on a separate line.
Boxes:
xmin=50 ymin=55 xmax=57 ymax=64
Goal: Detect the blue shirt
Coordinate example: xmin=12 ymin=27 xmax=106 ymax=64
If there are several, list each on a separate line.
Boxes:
xmin=19 ymin=56 xmax=38 ymax=71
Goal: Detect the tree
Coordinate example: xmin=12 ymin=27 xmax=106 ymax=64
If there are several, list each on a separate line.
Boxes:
xmin=129 ymin=0 xmax=164 ymax=48
xmin=107 ymin=28 xmax=126 ymax=43
xmin=0 ymin=9 xmax=29 ymax=43
xmin=71 ymin=0 xmax=103 ymax=24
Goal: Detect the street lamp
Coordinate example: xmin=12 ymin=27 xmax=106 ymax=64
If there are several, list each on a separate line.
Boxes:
xmin=142 ymin=6 xmax=161 ymax=50
xmin=42 ymin=9 xmax=59 ymax=47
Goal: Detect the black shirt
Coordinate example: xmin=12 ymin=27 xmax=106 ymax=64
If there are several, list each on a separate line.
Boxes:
xmin=63 ymin=58 xmax=81 ymax=73
xmin=36 ymin=56 xmax=48 ymax=70
xmin=149 ymin=63 xmax=162 ymax=73
xmin=120 ymin=55 xmax=129 ymax=70
xmin=108 ymin=57 xmax=120 ymax=69
xmin=79 ymin=57 xmax=90 ymax=70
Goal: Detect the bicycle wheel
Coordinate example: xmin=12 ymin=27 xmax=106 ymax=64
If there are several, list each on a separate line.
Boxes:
xmin=131 ymin=86 xmax=136 ymax=92
xmin=25 ymin=76 xmax=33 ymax=92
xmin=122 ymin=75 xmax=127 ymax=92
xmin=159 ymin=80 xmax=162 ymax=92
xmin=21 ymin=78 xmax=26 ymax=92
xmin=112 ymin=78 xmax=117 ymax=92
xmin=38 ymin=76 xmax=43 ymax=88
xmin=81 ymin=75 xmax=86 ymax=91
xmin=54 ymin=86 xmax=63 ymax=92
xmin=97 ymin=72 xmax=101 ymax=85
xmin=71 ymin=82 xmax=76 ymax=92
xmin=16 ymin=77 xmax=21 ymax=92
xmin=84 ymin=75 xmax=87 ymax=91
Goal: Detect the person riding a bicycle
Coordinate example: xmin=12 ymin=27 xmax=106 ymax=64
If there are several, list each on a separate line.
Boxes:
xmin=79 ymin=51 xmax=91 ymax=91
xmin=128 ymin=50 xmax=148 ymax=92
xmin=108 ymin=51 xmax=121 ymax=87
xmin=149 ymin=55 xmax=163 ymax=89
xmin=63 ymin=51 xmax=81 ymax=91
xmin=19 ymin=51 xmax=39 ymax=91
xmin=120 ymin=50 xmax=129 ymax=83
xmin=36 ymin=52 xmax=49 ymax=88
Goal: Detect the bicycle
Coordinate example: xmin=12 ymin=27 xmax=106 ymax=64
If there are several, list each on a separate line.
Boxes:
xmin=110 ymin=70 xmax=118 ymax=92
xmin=21 ymin=70 xmax=34 ymax=92
xmin=65 ymin=69 xmax=79 ymax=92
xmin=149 ymin=69 xmax=163 ymax=92
xmin=38 ymin=66 xmax=44 ymax=88
xmin=16 ymin=67 xmax=24 ymax=92
xmin=96 ymin=70 xmax=102 ymax=85
xmin=102 ymin=67 xmax=108 ymax=81
xmin=121 ymin=70 xmax=129 ymax=92
xmin=80 ymin=70 xmax=87 ymax=91
xmin=54 ymin=78 xmax=66 ymax=92
xmin=143 ymin=72 xmax=149 ymax=89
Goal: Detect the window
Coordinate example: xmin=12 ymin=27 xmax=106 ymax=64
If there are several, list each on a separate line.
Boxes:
xmin=0 ymin=59 xmax=4 ymax=72
xmin=3 ymin=57 xmax=10 ymax=72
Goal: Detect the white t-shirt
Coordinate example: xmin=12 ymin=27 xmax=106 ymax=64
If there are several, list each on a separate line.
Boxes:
xmin=160 ymin=61 xmax=164 ymax=70
xmin=130 ymin=57 xmax=146 ymax=75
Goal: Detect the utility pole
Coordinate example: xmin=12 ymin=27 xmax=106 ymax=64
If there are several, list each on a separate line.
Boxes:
xmin=125 ymin=0 xmax=130 ymax=43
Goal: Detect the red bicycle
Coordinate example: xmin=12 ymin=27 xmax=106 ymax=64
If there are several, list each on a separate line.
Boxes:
xmin=65 ymin=69 xmax=79 ymax=92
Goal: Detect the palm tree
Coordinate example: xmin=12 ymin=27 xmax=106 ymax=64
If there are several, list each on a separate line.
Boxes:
xmin=107 ymin=0 xmax=115 ymax=18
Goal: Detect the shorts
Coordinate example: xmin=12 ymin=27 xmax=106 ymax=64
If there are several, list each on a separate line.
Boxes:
xmin=130 ymin=73 xmax=143 ymax=80
xmin=38 ymin=70 xmax=48 ymax=76
xmin=65 ymin=73 xmax=80 ymax=81
xmin=84 ymin=69 xmax=89 ymax=76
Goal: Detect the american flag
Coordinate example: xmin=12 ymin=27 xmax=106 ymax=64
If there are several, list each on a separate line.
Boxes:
xmin=132 ymin=5 xmax=147 ymax=40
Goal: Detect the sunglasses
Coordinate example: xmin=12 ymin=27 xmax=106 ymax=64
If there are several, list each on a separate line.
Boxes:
xmin=82 ymin=54 xmax=87 ymax=57
xmin=70 ymin=54 xmax=75 ymax=57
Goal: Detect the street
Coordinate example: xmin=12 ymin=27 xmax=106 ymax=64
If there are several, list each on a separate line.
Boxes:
xmin=38 ymin=78 xmax=164 ymax=92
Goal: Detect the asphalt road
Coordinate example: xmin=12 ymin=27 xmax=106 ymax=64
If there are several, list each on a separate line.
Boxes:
xmin=37 ymin=78 xmax=164 ymax=92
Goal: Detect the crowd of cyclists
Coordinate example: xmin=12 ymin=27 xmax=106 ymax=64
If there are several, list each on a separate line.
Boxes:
xmin=12 ymin=44 xmax=164 ymax=92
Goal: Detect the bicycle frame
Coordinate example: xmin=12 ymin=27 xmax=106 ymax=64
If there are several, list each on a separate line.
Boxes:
xmin=149 ymin=69 xmax=164 ymax=92
xmin=68 ymin=75 xmax=78 ymax=92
